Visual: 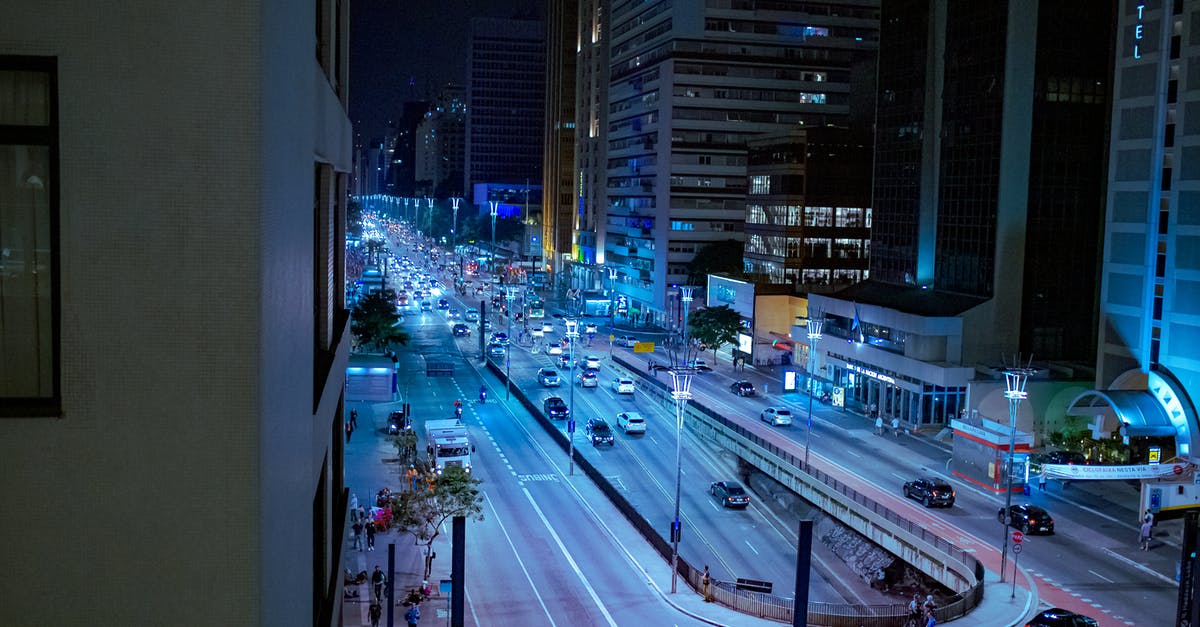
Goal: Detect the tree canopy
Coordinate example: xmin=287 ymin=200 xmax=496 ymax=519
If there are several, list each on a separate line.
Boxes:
xmin=688 ymin=305 xmax=743 ymax=365
xmin=686 ymin=239 xmax=745 ymax=287
xmin=351 ymin=292 xmax=410 ymax=352
xmin=387 ymin=465 xmax=483 ymax=579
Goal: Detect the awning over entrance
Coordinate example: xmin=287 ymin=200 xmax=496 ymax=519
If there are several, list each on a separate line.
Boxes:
xmin=1067 ymin=389 xmax=1178 ymax=437
xmin=767 ymin=331 xmax=793 ymax=351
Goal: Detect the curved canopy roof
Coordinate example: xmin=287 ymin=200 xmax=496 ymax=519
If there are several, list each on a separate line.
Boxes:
xmin=1067 ymin=390 xmax=1178 ymax=437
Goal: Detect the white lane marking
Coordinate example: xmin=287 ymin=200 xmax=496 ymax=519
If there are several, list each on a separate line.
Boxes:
xmin=744 ymin=540 xmax=759 ymax=555
xmin=1089 ymin=569 xmax=1114 ymax=583
xmin=522 ymin=487 xmax=619 ymax=626
xmin=478 ymin=492 xmax=555 ymax=627
xmin=463 ymin=584 xmax=482 ymax=627
xmin=891 ymin=472 xmax=907 ymax=481
xmin=845 ymin=449 xmax=861 ymax=458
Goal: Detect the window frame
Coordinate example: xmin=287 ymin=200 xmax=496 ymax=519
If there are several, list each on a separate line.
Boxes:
xmin=0 ymin=55 xmax=61 ymax=417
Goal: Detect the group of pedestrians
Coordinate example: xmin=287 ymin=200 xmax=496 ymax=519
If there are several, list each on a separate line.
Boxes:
xmin=907 ymin=593 xmax=939 ymax=627
xmin=350 ymin=506 xmax=377 ymax=552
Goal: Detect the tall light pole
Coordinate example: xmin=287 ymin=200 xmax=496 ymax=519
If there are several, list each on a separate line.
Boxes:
xmin=804 ymin=311 xmax=824 ymax=469
xmin=403 ymin=197 xmax=410 ymax=226
xmin=606 ymin=266 xmax=618 ymax=357
xmin=669 ymin=284 xmax=696 ymax=595
xmin=679 ymin=286 xmax=695 ymax=365
xmin=489 ymin=201 xmax=499 ymax=277
xmin=425 ymin=196 xmax=434 ymax=240
xmin=564 ymin=318 xmax=580 ymax=475
xmin=504 ymin=286 xmax=518 ymax=400
xmin=998 ymin=364 xmax=1033 ymax=583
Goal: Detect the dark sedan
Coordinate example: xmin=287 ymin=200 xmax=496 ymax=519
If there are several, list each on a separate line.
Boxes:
xmin=709 ymin=481 xmax=750 ymax=508
xmin=585 ymin=419 xmax=615 ymax=446
xmin=1024 ymin=608 xmax=1098 ymax=627
xmin=451 ymin=323 xmax=471 ymax=337
xmin=903 ymin=476 xmax=955 ymax=508
xmin=543 ymin=397 xmax=570 ymax=420
xmin=729 ymin=380 xmax=756 ymax=397
xmin=999 ymin=504 xmax=1055 ymax=535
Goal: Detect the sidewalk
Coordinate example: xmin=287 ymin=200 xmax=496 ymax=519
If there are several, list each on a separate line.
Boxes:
xmin=342 ymin=399 xmax=455 ymax=626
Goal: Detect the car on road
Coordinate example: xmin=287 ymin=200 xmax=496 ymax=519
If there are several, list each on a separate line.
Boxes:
xmin=584 ymin=419 xmax=615 ymax=446
xmin=729 ymin=380 xmax=756 ymax=397
xmin=447 ymin=308 xmax=462 ymax=319
xmin=491 ymin=332 xmax=509 ymax=345
xmin=612 ymin=378 xmax=635 ymax=394
xmin=1023 ymin=608 xmax=1099 ymax=627
xmin=614 ymin=335 xmax=638 ymax=347
xmin=547 ymin=344 xmax=564 ymax=355
xmin=760 ymin=407 xmax=793 ymax=426
xmin=709 ymin=481 xmax=750 ymax=508
xmin=437 ymin=299 xmax=449 ymax=310
xmin=465 ymin=308 xmax=480 ymax=322
xmin=688 ymin=359 xmax=712 ymax=372
xmin=387 ymin=410 xmax=409 ymax=435
xmin=999 ymin=504 xmax=1055 ymax=535
xmin=419 ymin=301 xmax=432 ymax=311
xmin=543 ymin=397 xmax=570 ymax=420
xmin=530 ymin=327 xmax=545 ymax=338
xmin=541 ymin=322 xmax=554 ymax=333
xmin=487 ymin=343 xmax=506 ymax=358
xmin=482 ymin=318 xmax=493 ymax=330
xmin=452 ymin=323 xmax=471 ymax=337
xmin=583 ymin=355 xmax=602 ymax=369
xmin=537 ymin=368 xmax=561 ymax=387
xmin=578 ymin=370 xmax=599 ymax=388
xmin=903 ymin=476 xmax=956 ymax=508
xmin=616 ymin=411 xmax=646 ymax=434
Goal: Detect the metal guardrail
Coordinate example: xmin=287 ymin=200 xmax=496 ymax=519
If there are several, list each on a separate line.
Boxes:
xmin=613 ymin=354 xmax=985 ymax=624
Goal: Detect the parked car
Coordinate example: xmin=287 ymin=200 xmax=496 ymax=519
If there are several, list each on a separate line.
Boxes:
xmin=616 ymin=411 xmax=646 ymax=434
xmin=999 ymin=504 xmax=1055 ymax=535
xmin=615 ymin=335 xmax=638 ymax=347
xmin=612 ymin=378 xmax=635 ymax=394
xmin=585 ymin=419 xmax=615 ymax=446
xmin=544 ymin=397 xmax=570 ymax=420
xmin=487 ymin=343 xmax=506 ymax=358
xmin=578 ymin=371 xmax=599 ymax=388
xmin=1024 ymin=608 xmax=1099 ymax=627
xmin=537 ymin=368 xmax=561 ymax=387
xmin=903 ymin=476 xmax=956 ymax=508
xmin=1036 ymin=451 xmax=1088 ymax=465
xmin=709 ymin=481 xmax=750 ymax=508
xmin=452 ymin=323 xmax=471 ymax=337
xmin=760 ymin=407 xmax=793 ymax=426
xmin=729 ymin=380 xmax=756 ymax=397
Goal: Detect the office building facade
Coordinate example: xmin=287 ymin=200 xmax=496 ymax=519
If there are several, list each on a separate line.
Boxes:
xmin=0 ymin=2 xmax=354 ymax=625
xmin=602 ymin=1 xmax=879 ymax=324
xmin=466 ymin=17 xmax=546 ymax=200
xmin=417 ymin=83 xmax=467 ymax=196
xmin=544 ymin=0 xmax=579 ymax=285
xmin=566 ymin=0 xmax=611 ymax=292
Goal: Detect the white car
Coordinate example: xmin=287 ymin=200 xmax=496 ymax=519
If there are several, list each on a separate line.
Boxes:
xmin=584 ymin=355 xmax=602 ymax=369
xmin=612 ymin=378 xmax=635 ymax=394
xmin=541 ymin=322 xmax=554 ymax=333
xmin=615 ymin=335 xmax=638 ymax=347
xmin=760 ymin=407 xmax=793 ymax=426
xmin=616 ymin=411 xmax=647 ymax=434
xmin=547 ymin=344 xmax=564 ymax=356
xmin=531 ymin=327 xmax=545 ymax=338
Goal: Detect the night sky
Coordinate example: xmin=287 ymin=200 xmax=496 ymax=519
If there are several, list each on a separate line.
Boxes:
xmin=350 ymin=0 xmax=542 ymax=142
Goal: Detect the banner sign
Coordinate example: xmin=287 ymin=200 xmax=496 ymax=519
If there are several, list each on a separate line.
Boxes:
xmin=1041 ymin=463 xmax=1194 ymax=481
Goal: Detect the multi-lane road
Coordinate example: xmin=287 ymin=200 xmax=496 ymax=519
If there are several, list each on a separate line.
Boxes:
xmin=382 ymin=229 xmax=1179 ymax=626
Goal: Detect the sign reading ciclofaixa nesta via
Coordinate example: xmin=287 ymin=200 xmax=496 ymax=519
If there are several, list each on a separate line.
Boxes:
xmin=1040 ymin=463 xmax=1193 ymax=481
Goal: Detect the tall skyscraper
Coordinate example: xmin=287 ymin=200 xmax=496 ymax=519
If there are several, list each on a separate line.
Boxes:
xmin=1082 ymin=0 xmax=1200 ymax=458
xmin=811 ymin=0 xmax=1115 ymax=428
xmin=544 ymin=0 xmax=580 ymax=283
xmin=466 ymin=16 xmax=546 ymax=200
xmin=602 ymin=2 xmax=880 ymax=324
xmin=0 ymin=2 xmax=354 ymax=625
xmin=417 ymin=83 xmax=467 ymax=196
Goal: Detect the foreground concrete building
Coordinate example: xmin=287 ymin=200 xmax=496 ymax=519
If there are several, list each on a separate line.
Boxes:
xmin=0 ymin=2 xmax=354 ymax=625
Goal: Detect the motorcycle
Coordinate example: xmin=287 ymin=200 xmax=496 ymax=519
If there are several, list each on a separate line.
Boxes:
xmin=479 ymin=389 xmax=487 ymax=404
xmin=454 ymin=405 xmax=463 ymax=418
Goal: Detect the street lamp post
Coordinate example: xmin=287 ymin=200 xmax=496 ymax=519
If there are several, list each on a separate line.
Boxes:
xmin=564 ymin=318 xmax=580 ymax=475
xmin=679 ymin=286 xmax=695 ymax=365
xmin=451 ymin=197 xmax=461 ymax=271
xmin=804 ymin=312 xmax=824 ymax=469
xmin=998 ymin=365 xmax=1033 ymax=583
xmin=489 ymin=201 xmax=499 ymax=277
xmin=425 ymin=197 xmax=434 ymax=241
xmin=504 ymin=286 xmax=518 ymax=400
xmin=668 ymin=366 xmax=696 ymax=594
xmin=607 ymin=266 xmax=618 ymax=357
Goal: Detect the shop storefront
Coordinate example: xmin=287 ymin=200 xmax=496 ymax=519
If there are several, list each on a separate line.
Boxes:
xmin=824 ymin=352 xmax=969 ymax=427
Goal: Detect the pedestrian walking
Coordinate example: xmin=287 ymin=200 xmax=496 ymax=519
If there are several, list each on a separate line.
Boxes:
xmin=365 ymin=519 xmax=376 ymax=550
xmin=351 ymin=519 xmax=363 ymax=550
xmin=875 ymin=416 xmax=884 ymax=435
xmin=349 ymin=409 xmax=358 ymax=430
xmin=1145 ymin=508 xmax=1156 ymax=527
xmin=702 ymin=565 xmax=711 ymax=602
xmin=924 ymin=606 xmax=937 ymax=627
xmin=371 ymin=566 xmax=386 ymax=603
xmin=907 ymin=594 xmax=922 ymax=626
xmin=345 ymin=420 xmax=353 ymax=443
xmin=1140 ymin=518 xmax=1153 ymax=550
xmin=404 ymin=604 xmax=421 ymax=627
xmin=368 ymin=602 xmax=383 ymax=627
xmin=1039 ymin=472 xmax=1047 ymax=491
xmin=891 ymin=417 xmax=900 ymax=437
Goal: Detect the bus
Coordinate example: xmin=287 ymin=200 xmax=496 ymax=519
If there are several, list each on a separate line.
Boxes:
xmin=526 ymin=299 xmax=545 ymax=319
